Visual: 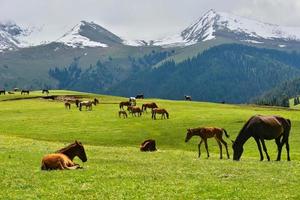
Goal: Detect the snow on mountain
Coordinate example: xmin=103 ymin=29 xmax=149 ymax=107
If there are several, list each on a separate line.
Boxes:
xmin=153 ymin=9 xmax=300 ymax=47
xmin=56 ymin=21 xmax=108 ymax=48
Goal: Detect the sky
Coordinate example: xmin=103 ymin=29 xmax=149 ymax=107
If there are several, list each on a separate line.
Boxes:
xmin=1 ymin=0 xmax=300 ymax=41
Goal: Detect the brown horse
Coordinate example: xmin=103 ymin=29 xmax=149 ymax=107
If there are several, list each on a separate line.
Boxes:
xmin=119 ymin=101 xmax=131 ymax=110
xmin=41 ymin=141 xmax=87 ymax=170
xmin=119 ymin=110 xmax=128 ymax=118
xmin=79 ymin=100 xmax=96 ymax=111
xmin=185 ymin=95 xmax=192 ymax=101
xmin=233 ymin=115 xmax=291 ymax=161
xmin=185 ymin=127 xmax=230 ymax=159
xmin=128 ymin=106 xmax=142 ymax=117
xmin=142 ymin=102 xmax=158 ymax=113
xmin=64 ymin=102 xmax=71 ymax=109
xmin=21 ymin=90 xmax=30 ymax=95
xmin=140 ymin=139 xmax=157 ymax=151
xmin=152 ymin=108 xmax=169 ymax=119
xmin=94 ymin=98 xmax=99 ymax=105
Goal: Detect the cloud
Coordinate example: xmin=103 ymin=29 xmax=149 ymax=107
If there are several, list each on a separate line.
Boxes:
xmin=1 ymin=0 xmax=300 ymax=40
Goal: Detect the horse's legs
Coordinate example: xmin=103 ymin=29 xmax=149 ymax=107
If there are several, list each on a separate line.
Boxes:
xmin=220 ymin=138 xmax=230 ymax=159
xmin=198 ymin=139 xmax=203 ymax=158
xmin=275 ymin=137 xmax=283 ymax=161
xmin=254 ymin=137 xmax=264 ymax=161
xmin=260 ymin=139 xmax=270 ymax=161
xmin=204 ymin=139 xmax=209 ymax=158
xmin=216 ymin=140 xmax=223 ymax=159
xmin=286 ymin=139 xmax=291 ymax=161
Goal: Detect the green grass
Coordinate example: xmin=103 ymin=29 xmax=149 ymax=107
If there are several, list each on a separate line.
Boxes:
xmin=1 ymin=90 xmax=300 ymax=199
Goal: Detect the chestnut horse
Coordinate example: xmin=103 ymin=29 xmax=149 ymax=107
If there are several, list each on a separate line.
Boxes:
xmin=185 ymin=127 xmax=231 ymax=159
xmin=152 ymin=108 xmax=169 ymax=119
xmin=119 ymin=101 xmax=131 ymax=110
xmin=233 ymin=115 xmax=291 ymax=161
xmin=142 ymin=102 xmax=158 ymax=113
xmin=128 ymin=106 xmax=142 ymax=116
xmin=41 ymin=141 xmax=87 ymax=170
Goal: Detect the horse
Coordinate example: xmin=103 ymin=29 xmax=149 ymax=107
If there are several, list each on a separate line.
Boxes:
xmin=118 ymin=110 xmax=128 ymax=118
xmin=142 ymin=102 xmax=158 ymax=113
xmin=79 ymin=100 xmax=96 ymax=111
xmin=185 ymin=95 xmax=192 ymax=101
xmin=8 ymin=91 xmax=14 ymax=94
xmin=140 ymin=139 xmax=157 ymax=152
xmin=41 ymin=141 xmax=87 ymax=170
xmin=128 ymin=106 xmax=142 ymax=117
xmin=233 ymin=115 xmax=291 ymax=161
xmin=119 ymin=101 xmax=131 ymax=110
xmin=135 ymin=94 xmax=144 ymax=99
xmin=21 ymin=90 xmax=30 ymax=95
xmin=185 ymin=127 xmax=231 ymax=159
xmin=64 ymin=102 xmax=71 ymax=109
xmin=152 ymin=108 xmax=169 ymax=120
xmin=42 ymin=89 xmax=49 ymax=95
xmin=0 ymin=90 xmax=5 ymax=95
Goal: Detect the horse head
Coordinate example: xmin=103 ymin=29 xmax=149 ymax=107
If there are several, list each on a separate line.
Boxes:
xmin=232 ymin=141 xmax=243 ymax=161
xmin=75 ymin=141 xmax=87 ymax=162
xmin=185 ymin=128 xmax=193 ymax=142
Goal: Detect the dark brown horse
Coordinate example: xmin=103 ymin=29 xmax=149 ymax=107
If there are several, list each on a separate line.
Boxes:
xmin=185 ymin=95 xmax=192 ymax=101
xmin=142 ymin=102 xmax=158 ymax=113
xmin=64 ymin=102 xmax=71 ymax=109
xmin=135 ymin=94 xmax=144 ymax=99
xmin=94 ymin=98 xmax=99 ymax=105
xmin=232 ymin=115 xmax=291 ymax=161
xmin=119 ymin=101 xmax=131 ymax=110
xmin=42 ymin=89 xmax=49 ymax=95
xmin=152 ymin=108 xmax=169 ymax=119
xmin=185 ymin=127 xmax=230 ymax=159
xmin=0 ymin=89 xmax=5 ymax=95
xmin=41 ymin=141 xmax=87 ymax=170
xmin=21 ymin=90 xmax=30 ymax=95
xmin=140 ymin=139 xmax=157 ymax=151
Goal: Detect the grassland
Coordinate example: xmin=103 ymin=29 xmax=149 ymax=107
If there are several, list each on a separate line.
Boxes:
xmin=0 ymin=90 xmax=300 ymax=199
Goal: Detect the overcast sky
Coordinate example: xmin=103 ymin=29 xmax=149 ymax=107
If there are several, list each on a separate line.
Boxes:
xmin=1 ymin=0 xmax=300 ymax=40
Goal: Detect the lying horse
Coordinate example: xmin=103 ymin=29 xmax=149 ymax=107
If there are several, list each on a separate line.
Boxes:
xmin=152 ymin=108 xmax=169 ymax=120
xmin=142 ymin=102 xmax=158 ymax=113
xmin=140 ymin=139 xmax=157 ymax=151
xmin=119 ymin=101 xmax=131 ymax=110
xmin=185 ymin=127 xmax=231 ymax=159
xmin=41 ymin=141 xmax=87 ymax=170
xmin=233 ymin=115 xmax=291 ymax=161
xmin=21 ymin=90 xmax=30 ymax=95
xmin=0 ymin=90 xmax=5 ymax=95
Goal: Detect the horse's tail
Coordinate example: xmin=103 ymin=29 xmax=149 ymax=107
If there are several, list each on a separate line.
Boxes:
xmin=165 ymin=111 xmax=169 ymax=119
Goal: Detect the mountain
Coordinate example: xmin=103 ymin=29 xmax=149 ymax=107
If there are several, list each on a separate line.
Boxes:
xmin=56 ymin=21 xmax=124 ymax=48
xmin=153 ymin=9 xmax=300 ymax=48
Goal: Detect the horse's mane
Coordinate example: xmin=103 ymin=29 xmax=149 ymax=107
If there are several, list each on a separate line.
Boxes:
xmin=56 ymin=142 xmax=77 ymax=153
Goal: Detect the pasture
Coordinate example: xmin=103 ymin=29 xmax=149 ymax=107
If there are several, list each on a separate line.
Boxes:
xmin=1 ymin=90 xmax=300 ymax=199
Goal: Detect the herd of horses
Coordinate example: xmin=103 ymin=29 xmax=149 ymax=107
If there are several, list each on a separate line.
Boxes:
xmin=0 ymin=89 xmax=31 ymax=95
xmin=64 ymin=98 xmax=99 ymax=111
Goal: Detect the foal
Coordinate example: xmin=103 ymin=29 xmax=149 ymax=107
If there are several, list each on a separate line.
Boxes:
xmin=185 ymin=127 xmax=231 ymax=159
xmin=119 ymin=110 xmax=128 ymax=118
xmin=64 ymin=102 xmax=71 ymax=109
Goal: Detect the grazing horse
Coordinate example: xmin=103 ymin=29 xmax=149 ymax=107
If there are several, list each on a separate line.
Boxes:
xmin=185 ymin=95 xmax=192 ymax=101
xmin=233 ymin=115 xmax=291 ymax=161
xmin=21 ymin=90 xmax=30 ymax=95
xmin=118 ymin=110 xmax=128 ymax=118
xmin=0 ymin=90 xmax=5 ymax=95
xmin=119 ymin=101 xmax=131 ymax=110
xmin=64 ymin=102 xmax=71 ymax=109
xmin=79 ymin=100 xmax=96 ymax=111
xmin=142 ymin=102 xmax=158 ymax=113
xmin=41 ymin=141 xmax=87 ymax=170
xmin=128 ymin=106 xmax=142 ymax=116
xmin=152 ymin=108 xmax=169 ymax=120
xmin=94 ymin=98 xmax=99 ymax=105
xmin=140 ymin=139 xmax=157 ymax=152
xmin=135 ymin=94 xmax=144 ymax=99
xmin=185 ymin=127 xmax=231 ymax=159
xmin=42 ymin=89 xmax=49 ymax=95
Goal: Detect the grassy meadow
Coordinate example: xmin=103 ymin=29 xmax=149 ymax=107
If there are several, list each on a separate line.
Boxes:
xmin=1 ymin=90 xmax=300 ymax=199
